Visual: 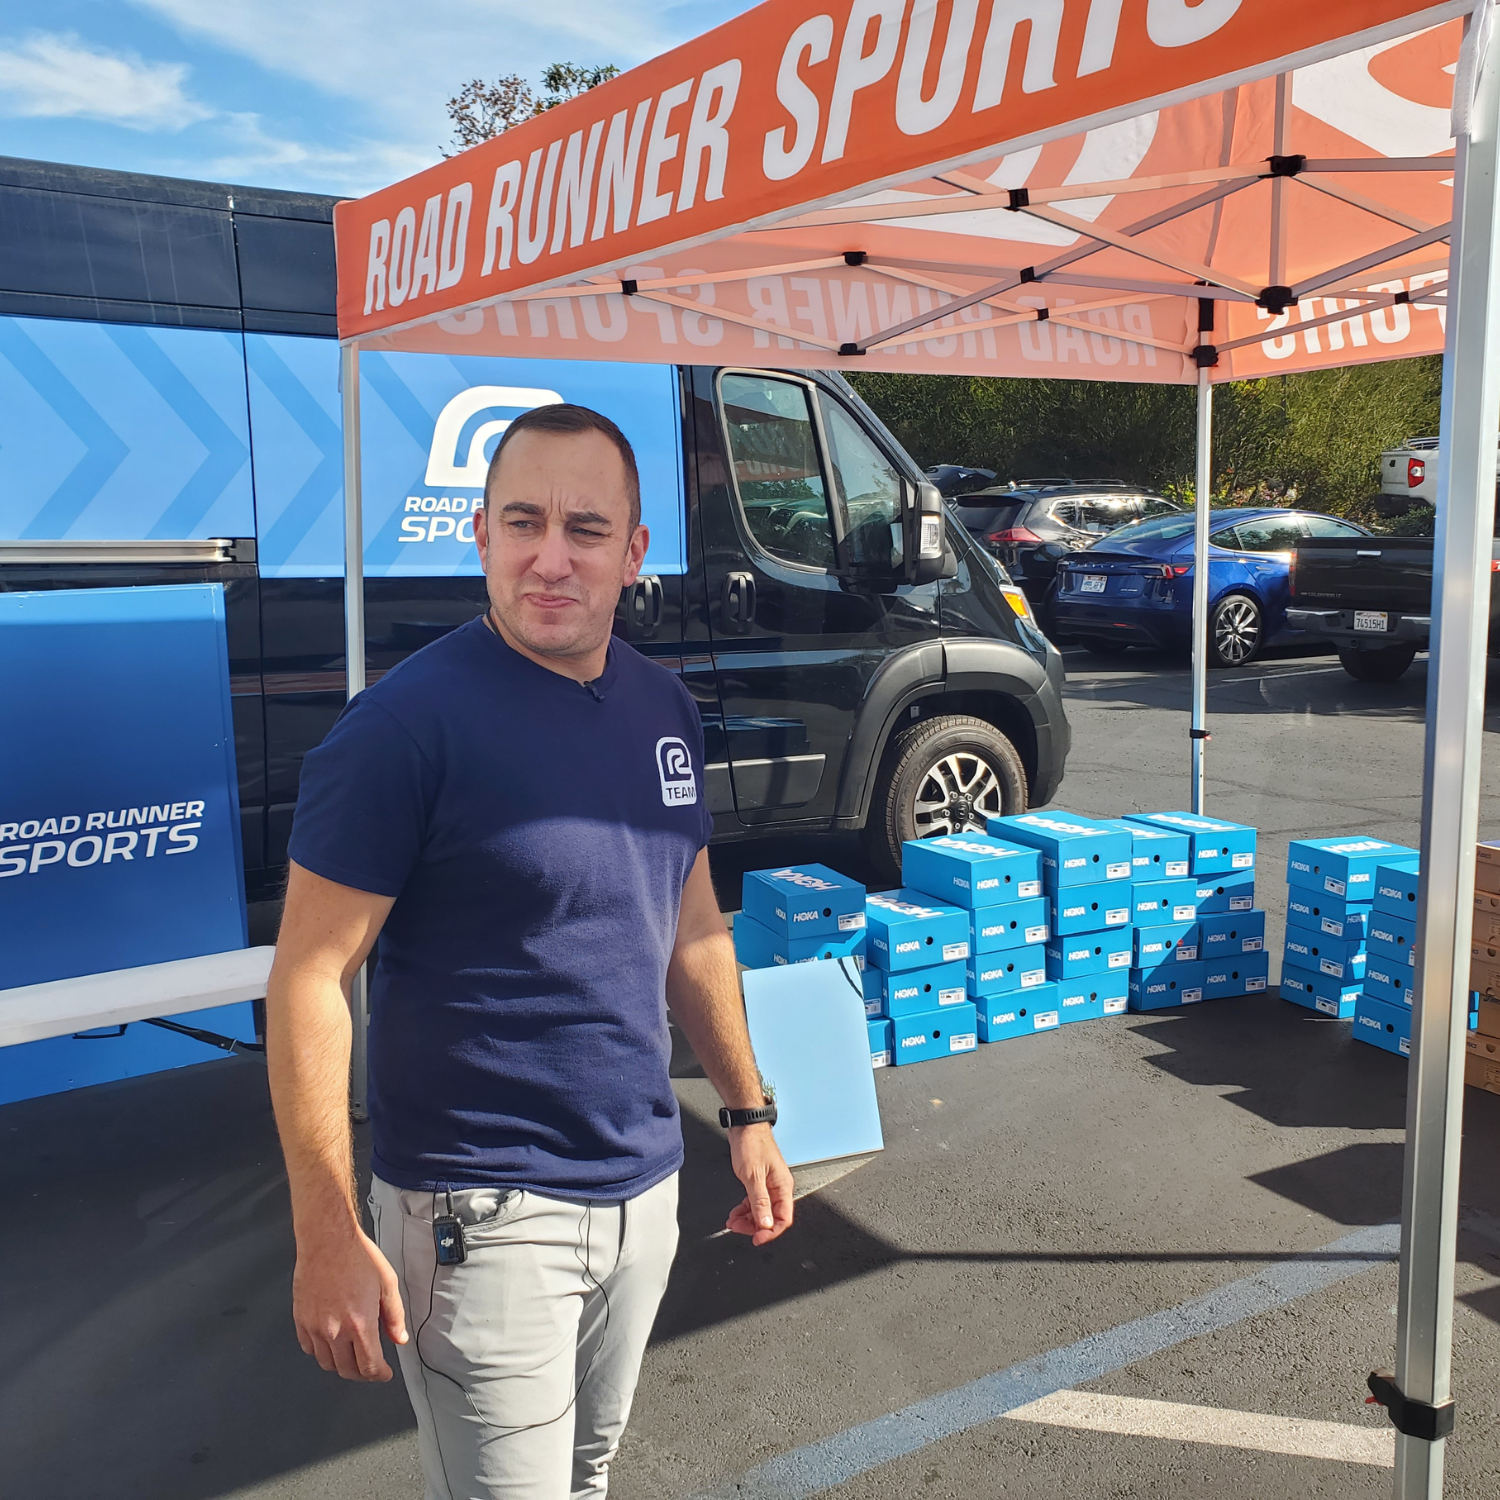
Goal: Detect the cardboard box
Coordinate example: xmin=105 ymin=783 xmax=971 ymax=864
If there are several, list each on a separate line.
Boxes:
xmin=1283 ymin=930 xmax=1366 ymax=983
xmin=1364 ymin=958 xmax=1414 ymax=1008
xmin=1130 ymin=877 xmax=1199 ymax=925
xmin=1095 ymin=818 xmax=1191 ymax=879
xmin=966 ymin=945 xmax=1049 ymax=997
xmin=1472 ymin=941 xmax=1500 ymax=999
xmin=1203 ymin=951 xmax=1270 ymax=999
xmin=734 ymin=912 xmax=865 ymax=969
xmin=1285 ymin=837 xmax=1419 ymax=900
xmin=1373 ymin=859 xmax=1421 ymax=917
xmin=1471 ymin=1030 xmax=1500 ymax=1061
xmin=740 ymin=864 xmax=867 ymax=940
xmin=1474 ymin=891 xmax=1500 ymax=948
xmin=1124 ymin=812 xmax=1256 ymax=875
xmin=1194 ymin=871 xmax=1256 ymax=914
xmin=865 ymin=890 xmax=970 ymax=972
xmin=1128 ymin=958 xmax=1207 ymax=1011
xmin=1049 ymin=881 xmax=1133 ymax=936
xmin=1353 ymin=993 xmax=1411 ymax=1058
xmin=901 ymin=834 xmax=1043 ymax=909
xmin=867 ymin=1017 xmax=893 ymax=1068
xmin=1368 ymin=912 xmax=1418 ymax=967
xmin=968 ymin=896 xmax=1051 ymax=953
xmin=1466 ymin=1050 xmax=1500 ymax=1095
xmin=1044 ymin=928 xmax=1134 ymax=980
xmin=1285 ymin=888 xmax=1373 ymax=942
xmin=1477 ymin=840 xmax=1500 ymax=896
xmin=890 ymin=1002 xmax=978 ymax=1064
xmin=975 ymin=986 xmax=1060 ymax=1042
xmin=1056 ymin=968 xmax=1130 ymax=1023
xmin=987 ymin=812 xmax=1133 ymax=888
xmin=1478 ymin=997 xmax=1500 ymax=1039
xmin=873 ymin=959 xmax=969 ymax=1018
xmin=1198 ymin=909 xmax=1266 ymax=958
xmin=1133 ymin=920 xmax=1198 ymax=965
xmin=1280 ymin=963 xmax=1357 ymax=1018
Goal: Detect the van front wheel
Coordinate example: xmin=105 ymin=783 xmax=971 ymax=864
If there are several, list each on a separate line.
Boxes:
xmin=863 ymin=715 xmax=1029 ymax=883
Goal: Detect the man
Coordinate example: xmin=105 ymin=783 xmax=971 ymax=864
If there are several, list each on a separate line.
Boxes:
xmin=266 ymin=402 xmax=794 ymax=1500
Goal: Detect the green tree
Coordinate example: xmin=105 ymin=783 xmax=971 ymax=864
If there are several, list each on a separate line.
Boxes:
xmin=444 ymin=63 xmax=620 ymax=156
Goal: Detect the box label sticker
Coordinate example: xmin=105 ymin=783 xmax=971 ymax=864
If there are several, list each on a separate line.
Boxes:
xmin=1019 ymin=880 xmax=1042 ymax=898
xmin=1172 ymin=904 xmax=1196 ymax=922
xmin=1108 ymin=951 xmax=1132 ymax=968
xmin=1399 ymin=1036 xmax=1411 ymax=1055
xmin=1034 ymin=1011 xmax=1060 ymax=1029
xmin=1103 ymin=996 xmax=1127 ymax=1014
xmin=1230 ymin=896 xmax=1253 ymax=911
xmin=1166 ymin=861 xmax=1189 ymax=877
xmin=1319 ymin=959 xmax=1343 ymax=977
xmin=1025 ymin=924 xmax=1049 ymax=943
xmin=1246 ymin=977 xmax=1267 ymax=992
xmin=1182 ymin=987 xmax=1203 ymax=1003
xmin=1321 ymin=918 xmax=1341 ymax=935
xmin=1315 ymin=997 xmax=1339 ymax=1015
xmin=1325 ymin=877 xmax=1347 ymax=896
xmin=871 ymin=1050 xmax=890 ymax=1067
xmin=1106 ymin=861 xmax=1131 ymax=880
xmin=1106 ymin=907 xmax=1130 ymax=924
xmin=1231 ymin=852 xmax=1254 ymax=869
xmin=1177 ymin=944 xmax=1198 ymax=960
xmin=838 ymin=912 xmax=866 ymax=931
xmin=938 ymin=987 xmax=966 ymax=1006
xmin=942 ymin=942 xmax=969 ymax=962
xmin=1243 ymin=937 xmax=1263 ymax=952
xmin=1020 ymin=968 xmax=1046 ymax=987
xmin=950 ymin=1033 xmax=977 ymax=1053
xmin=864 ymin=1000 xmax=881 ymax=1016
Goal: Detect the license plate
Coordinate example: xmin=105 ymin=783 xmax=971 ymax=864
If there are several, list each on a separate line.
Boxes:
xmin=1354 ymin=610 xmax=1388 ymax=632
xmin=1080 ymin=574 xmax=1107 ymax=593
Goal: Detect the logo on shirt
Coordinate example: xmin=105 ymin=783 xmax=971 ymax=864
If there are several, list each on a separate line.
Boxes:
xmin=655 ymin=737 xmax=698 ymax=806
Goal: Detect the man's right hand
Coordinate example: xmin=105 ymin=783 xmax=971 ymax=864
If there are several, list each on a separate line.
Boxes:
xmin=292 ymin=1227 xmax=409 ymax=1381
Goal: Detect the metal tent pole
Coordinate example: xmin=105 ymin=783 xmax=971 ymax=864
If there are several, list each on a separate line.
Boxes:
xmin=1392 ymin=8 xmax=1500 ymax=1496
xmin=1190 ymin=368 xmax=1212 ymax=813
xmin=339 ymin=341 xmax=370 ymax=1125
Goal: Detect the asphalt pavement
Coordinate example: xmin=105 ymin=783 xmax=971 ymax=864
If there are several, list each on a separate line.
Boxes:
xmin=6 ymin=645 xmax=1500 ymax=1500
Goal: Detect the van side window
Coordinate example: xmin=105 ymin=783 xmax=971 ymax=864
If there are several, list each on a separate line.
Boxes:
xmin=720 ymin=374 xmax=837 ymax=570
xmin=818 ymin=394 xmax=903 ymax=570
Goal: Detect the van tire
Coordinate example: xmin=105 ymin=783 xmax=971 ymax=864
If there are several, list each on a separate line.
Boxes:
xmin=1339 ymin=644 xmax=1418 ymax=682
xmin=863 ymin=715 xmax=1029 ymax=882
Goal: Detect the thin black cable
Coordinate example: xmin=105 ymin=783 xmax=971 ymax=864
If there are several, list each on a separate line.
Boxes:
xmin=838 ymin=956 xmax=867 ymax=1001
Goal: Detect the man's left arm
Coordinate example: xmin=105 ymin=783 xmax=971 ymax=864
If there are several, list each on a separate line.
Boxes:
xmin=665 ymin=849 xmax=794 ymax=1246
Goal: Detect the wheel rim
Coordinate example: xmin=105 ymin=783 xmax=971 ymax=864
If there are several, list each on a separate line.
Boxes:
xmin=1214 ymin=598 xmax=1260 ymax=664
xmin=912 ymin=751 xmax=1005 ymax=836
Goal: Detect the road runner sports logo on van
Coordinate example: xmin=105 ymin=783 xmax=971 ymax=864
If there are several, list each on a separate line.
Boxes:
xmin=655 ymin=737 xmax=697 ymax=806
xmin=424 ymin=386 xmax=563 ymax=487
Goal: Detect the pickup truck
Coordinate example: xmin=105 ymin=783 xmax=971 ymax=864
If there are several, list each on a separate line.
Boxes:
xmin=1375 ymin=436 xmax=1500 ymax=516
xmin=1286 ymin=533 xmax=1500 ymax=680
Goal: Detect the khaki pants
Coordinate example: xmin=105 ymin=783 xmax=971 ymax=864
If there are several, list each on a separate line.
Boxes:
xmin=370 ymin=1173 xmax=679 ymax=1500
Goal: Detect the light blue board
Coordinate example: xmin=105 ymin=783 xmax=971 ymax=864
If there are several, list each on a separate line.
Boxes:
xmin=741 ymin=958 xmax=884 ymax=1168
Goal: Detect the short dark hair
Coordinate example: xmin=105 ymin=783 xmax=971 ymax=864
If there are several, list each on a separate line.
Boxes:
xmin=484 ymin=403 xmax=641 ymax=528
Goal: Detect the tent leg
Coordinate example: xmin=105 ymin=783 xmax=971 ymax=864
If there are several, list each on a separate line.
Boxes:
xmin=1392 ymin=12 xmax=1500 ymax=1498
xmin=340 ymin=341 xmax=370 ymax=1126
xmin=1190 ymin=369 xmax=1212 ymax=813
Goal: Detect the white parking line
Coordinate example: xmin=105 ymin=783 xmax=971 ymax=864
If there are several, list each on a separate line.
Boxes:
xmin=1001 ymin=1391 xmax=1395 ymax=1467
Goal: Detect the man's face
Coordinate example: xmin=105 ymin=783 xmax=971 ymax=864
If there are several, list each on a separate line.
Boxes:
xmin=473 ymin=428 xmax=648 ymax=665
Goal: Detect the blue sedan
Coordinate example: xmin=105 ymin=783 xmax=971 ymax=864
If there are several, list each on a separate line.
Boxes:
xmin=1049 ymin=507 xmax=1370 ymax=666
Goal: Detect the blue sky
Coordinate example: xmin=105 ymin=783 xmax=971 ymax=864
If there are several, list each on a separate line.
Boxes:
xmin=0 ymin=1 xmax=756 ymax=197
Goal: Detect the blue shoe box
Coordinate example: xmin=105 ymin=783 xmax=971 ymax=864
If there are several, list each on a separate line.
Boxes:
xmin=1057 ymin=969 xmax=1130 ymax=1023
xmin=1364 ymin=957 xmax=1414 ymax=1007
xmin=1199 ymin=909 xmax=1266 ymax=957
xmin=1286 ymin=888 xmax=1372 ymax=942
xmin=1310 ymin=968 xmax=1363 ymax=1018
xmin=890 ymin=1002 xmax=978 ymax=1064
xmin=901 ymin=834 xmax=1043 ymax=908
xmin=1373 ymin=859 xmax=1421 ymax=917
xmin=865 ymin=890 xmax=970 ymax=971
xmin=734 ymin=913 xmax=865 ymax=969
xmin=1045 ymin=928 xmax=1134 ymax=979
xmin=1280 ymin=964 xmax=1321 ymax=1009
xmin=1353 ymin=993 xmax=1411 ymax=1057
xmin=1195 ymin=871 xmax=1256 ymax=913
xmin=1130 ymin=878 xmax=1199 ymax=925
xmin=967 ymin=945 xmax=1049 ymax=996
xmin=1125 ymin=812 xmax=1256 ymax=875
xmin=987 ymin=812 xmax=1133 ymax=888
xmin=1128 ymin=958 xmax=1207 ymax=1010
xmin=860 ymin=962 xmax=882 ymax=1016
xmin=1283 ymin=930 xmax=1366 ymax=983
xmin=741 ymin=864 xmax=867 ymax=940
xmin=975 ymin=986 xmax=1060 ymax=1041
xmin=1134 ymin=921 xmax=1198 ymax=964
xmin=1096 ymin=818 xmax=1191 ymax=879
xmin=873 ymin=959 xmax=969 ymax=1018
xmin=867 ymin=1017 xmax=893 ymax=1068
xmin=1285 ymin=836 xmax=1419 ymax=900
xmin=969 ymin=896 xmax=1051 ymax=953
xmin=1368 ymin=912 xmax=1418 ymax=967
xmin=1050 ymin=882 xmax=1133 ymax=935
xmin=1203 ymin=951 xmax=1270 ymax=999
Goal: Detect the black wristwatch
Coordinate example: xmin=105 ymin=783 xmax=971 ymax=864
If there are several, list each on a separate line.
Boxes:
xmin=719 ymin=1103 xmax=777 ymax=1129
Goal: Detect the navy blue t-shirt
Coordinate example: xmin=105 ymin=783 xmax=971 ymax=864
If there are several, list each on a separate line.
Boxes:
xmin=288 ymin=617 xmax=712 ymax=1199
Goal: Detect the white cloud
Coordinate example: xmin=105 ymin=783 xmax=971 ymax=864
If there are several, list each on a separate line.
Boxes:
xmin=0 ymin=31 xmax=212 ymax=130
xmin=199 ymin=112 xmax=433 ymax=195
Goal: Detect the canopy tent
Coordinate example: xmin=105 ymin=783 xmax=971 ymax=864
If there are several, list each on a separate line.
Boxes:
xmin=332 ymin=4 xmax=1498 ymax=1495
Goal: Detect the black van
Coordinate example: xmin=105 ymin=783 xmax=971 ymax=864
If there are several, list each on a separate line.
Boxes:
xmin=0 ymin=156 xmax=1070 ymax=908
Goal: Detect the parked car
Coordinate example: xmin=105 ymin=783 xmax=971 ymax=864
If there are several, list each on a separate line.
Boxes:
xmin=1374 ymin=435 xmax=1500 ymax=518
xmin=1050 ymin=507 xmax=1370 ymax=667
xmin=955 ymin=481 xmax=1182 ymax=602
xmin=0 ymin=156 xmax=1072 ymax=891
xmin=925 ymin=463 xmax=996 ymax=496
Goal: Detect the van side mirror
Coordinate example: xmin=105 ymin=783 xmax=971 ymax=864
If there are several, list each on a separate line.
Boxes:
xmin=906 ymin=481 xmax=956 ymax=586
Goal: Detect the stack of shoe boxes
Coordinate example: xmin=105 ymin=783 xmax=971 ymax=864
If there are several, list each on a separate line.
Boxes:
xmin=989 ymin=812 xmax=1134 ymax=1028
xmin=864 ymin=887 xmax=977 ymax=1066
xmin=1354 ymin=856 xmax=1421 ymax=1054
xmin=1282 ymin=837 xmax=1417 ymax=1019
xmin=903 ymin=831 xmax=1053 ymax=1045
xmin=1122 ymin=813 xmax=1262 ymax=1009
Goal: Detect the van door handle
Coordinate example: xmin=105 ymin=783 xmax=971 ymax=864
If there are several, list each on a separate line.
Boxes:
xmin=624 ymin=575 xmax=663 ymax=638
xmin=723 ymin=571 xmax=756 ymax=633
